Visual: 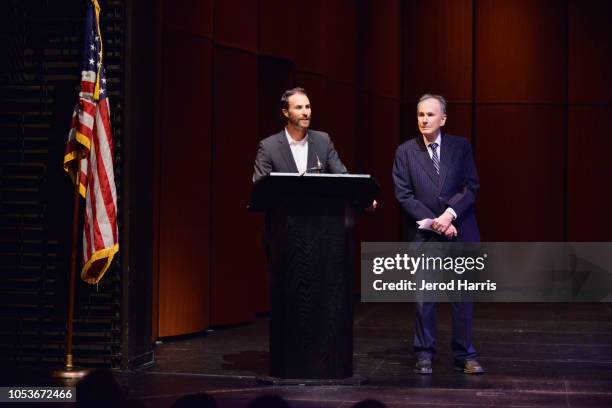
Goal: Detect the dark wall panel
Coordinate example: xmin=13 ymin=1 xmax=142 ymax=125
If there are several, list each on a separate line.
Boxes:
xmin=259 ymin=0 xmax=297 ymax=61
xmin=324 ymin=82 xmax=358 ymax=171
xmin=567 ymin=106 xmax=612 ymax=241
xmin=475 ymin=105 xmax=565 ymax=241
xmin=210 ymin=48 xmax=261 ymax=325
xmin=403 ymin=0 xmax=473 ymax=103
xmin=568 ymin=0 xmax=612 ymax=104
xmin=474 ymin=0 xmax=567 ymax=242
xmin=158 ymin=32 xmax=212 ymax=337
xmin=567 ymin=1 xmax=612 ymax=241
xmin=359 ymin=0 xmax=401 ymax=99
xmin=126 ymin=0 xmax=157 ymax=366
xmin=355 ymin=0 xmax=402 ymax=251
xmin=476 ymin=0 xmax=566 ymax=102
xmin=444 ymin=103 xmax=473 ymax=142
xmin=162 ymin=0 xmax=213 ymax=38
xmin=356 ymin=96 xmax=401 ymax=242
xmin=324 ymin=0 xmax=358 ymax=84
xmin=214 ymin=0 xmax=258 ymax=51
xmin=293 ymin=0 xmax=328 ymax=74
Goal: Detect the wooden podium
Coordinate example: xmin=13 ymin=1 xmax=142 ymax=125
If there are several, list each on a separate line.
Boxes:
xmin=249 ymin=173 xmax=378 ymax=384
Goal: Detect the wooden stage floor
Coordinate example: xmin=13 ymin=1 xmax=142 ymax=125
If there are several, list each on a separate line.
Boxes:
xmin=4 ymin=302 xmax=612 ymax=407
xmin=116 ymin=302 xmax=612 ymax=407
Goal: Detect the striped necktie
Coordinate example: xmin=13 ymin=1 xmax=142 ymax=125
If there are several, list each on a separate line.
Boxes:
xmin=429 ymin=142 xmax=440 ymax=174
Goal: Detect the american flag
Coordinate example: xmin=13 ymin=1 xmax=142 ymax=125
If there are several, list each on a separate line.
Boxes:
xmin=64 ymin=0 xmax=119 ymax=284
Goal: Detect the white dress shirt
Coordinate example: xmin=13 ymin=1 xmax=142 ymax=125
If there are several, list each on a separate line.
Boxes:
xmin=285 ymin=128 xmax=309 ymax=174
xmin=423 ymin=133 xmax=442 ymax=162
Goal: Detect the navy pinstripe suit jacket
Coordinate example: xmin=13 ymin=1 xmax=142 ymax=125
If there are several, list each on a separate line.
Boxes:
xmin=393 ymin=133 xmax=480 ymax=242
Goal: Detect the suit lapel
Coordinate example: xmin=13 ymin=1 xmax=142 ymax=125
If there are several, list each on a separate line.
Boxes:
xmin=414 ymin=137 xmax=440 ymax=186
xmin=306 ymin=133 xmax=318 ymax=170
xmin=277 ymin=131 xmax=299 ymax=173
xmin=438 ymin=134 xmax=455 ymax=193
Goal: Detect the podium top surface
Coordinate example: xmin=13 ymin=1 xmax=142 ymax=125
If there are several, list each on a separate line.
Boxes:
xmin=249 ymin=172 xmax=379 ymax=211
xmin=268 ymin=172 xmax=373 ymax=178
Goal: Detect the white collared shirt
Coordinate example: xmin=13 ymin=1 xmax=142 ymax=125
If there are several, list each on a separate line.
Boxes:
xmin=285 ymin=128 xmax=309 ymax=174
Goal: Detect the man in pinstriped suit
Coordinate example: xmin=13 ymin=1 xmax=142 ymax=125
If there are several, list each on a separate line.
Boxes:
xmin=392 ymin=94 xmax=484 ymax=375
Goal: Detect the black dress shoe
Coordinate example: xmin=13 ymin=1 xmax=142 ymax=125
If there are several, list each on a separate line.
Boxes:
xmin=454 ymin=359 xmax=485 ymax=374
xmin=414 ymin=358 xmax=433 ymax=374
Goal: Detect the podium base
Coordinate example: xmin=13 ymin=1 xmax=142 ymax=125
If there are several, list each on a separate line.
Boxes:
xmin=256 ymin=375 xmax=368 ymax=386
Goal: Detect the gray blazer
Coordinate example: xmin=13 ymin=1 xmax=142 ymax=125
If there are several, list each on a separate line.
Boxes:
xmin=252 ymin=129 xmax=348 ymax=183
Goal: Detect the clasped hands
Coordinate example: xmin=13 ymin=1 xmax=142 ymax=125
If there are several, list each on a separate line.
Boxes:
xmin=431 ymin=211 xmax=457 ymax=239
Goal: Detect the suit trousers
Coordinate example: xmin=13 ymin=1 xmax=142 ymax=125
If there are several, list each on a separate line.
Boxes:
xmin=414 ymin=301 xmax=477 ymax=363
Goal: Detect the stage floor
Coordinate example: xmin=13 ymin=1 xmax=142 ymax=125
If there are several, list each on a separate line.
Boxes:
xmin=115 ymin=302 xmax=612 ymax=407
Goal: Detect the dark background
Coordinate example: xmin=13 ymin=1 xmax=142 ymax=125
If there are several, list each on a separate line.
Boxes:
xmin=1 ymin=0 xmax=611 ymax=369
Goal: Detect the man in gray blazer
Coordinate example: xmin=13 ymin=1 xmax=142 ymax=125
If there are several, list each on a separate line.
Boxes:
xmin=393 ymin=94 xmax=484 ymax=375
xmin=252 ymin=87 xmax=348 ymax=183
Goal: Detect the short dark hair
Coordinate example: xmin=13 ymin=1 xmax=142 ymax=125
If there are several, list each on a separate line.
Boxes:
xmin=417 ymin=93 xmax=447 ymax=115
xmin=280 ymin=87 xmax=307 ymax=110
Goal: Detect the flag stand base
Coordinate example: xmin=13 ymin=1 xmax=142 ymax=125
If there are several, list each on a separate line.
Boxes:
xmin=51 ymin=355 xmax=90 ymax=379
xmin=52 ymin=367 xmax=90 ymax=379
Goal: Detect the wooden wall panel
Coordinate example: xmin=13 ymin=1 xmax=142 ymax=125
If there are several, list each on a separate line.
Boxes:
xmin=568 ymin=0 xmax=612 ymax=103
xmin=293 ymin=0 xmax=327 ymax=74
xmin=403 ymin=0 xmax=473 ymax=103
xmin=474 ymin=0 xmax=567 ymax=242
xmin=162 ymin=0 xmax=213 ymax=38
xmin=567 ymin=1 xmax=612 ymax=241
xmin=567 ymin=106 xmax=612 ymax=240
xmin=476 ymin=0 xmax=566 ymax=102
xmin=259 ymin=0 xmax=297 ymax=61
xmin=214 ymin=0 xmax=258 ymax=51
xmin=356 ymin=96 xmax=402 ymax=242
xmin=158 ymin=32 xmax=212 ymax=337
xmin=324 ymin=0 xmax=357 ymax=84
xmin=324 ymin=82 xmax=358 ymax=171
xmin=475 ymin=105 xmax=565 ymax=241
xmin=358 ymin=0 xmax=401 ymax=99
xmin=210 ymin=48 xmax=261 ymax=325
xmin=444 ymin=103 xmax=473 ymax=142
xmin=356 ymin=0 xmax=402 ymax=245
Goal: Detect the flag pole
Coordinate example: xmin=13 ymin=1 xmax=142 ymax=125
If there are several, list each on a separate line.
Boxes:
xmin=53 ymin=161 xmax=89 ymax=379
